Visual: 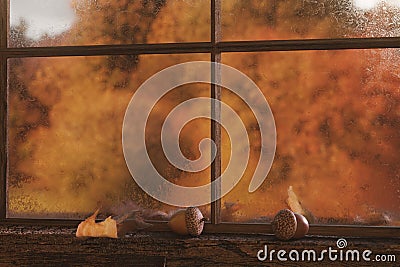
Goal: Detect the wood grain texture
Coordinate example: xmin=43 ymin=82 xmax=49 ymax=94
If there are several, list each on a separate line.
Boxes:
xmin=2 ymin=37 xmax=400 ymax=58
xmin=0 ymin=55 xmax=6 ymax=219
xmin=0 ymin=225 xmax=398 ymax=266
xmin=211 ymin=0 xmax=222 ymax=225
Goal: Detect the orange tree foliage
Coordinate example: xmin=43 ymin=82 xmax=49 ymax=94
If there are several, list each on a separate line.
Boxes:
xmin=7 ymin=0 xmax=400 ymax=223
xmin=222 ymin=49 xmax=400 ymax=223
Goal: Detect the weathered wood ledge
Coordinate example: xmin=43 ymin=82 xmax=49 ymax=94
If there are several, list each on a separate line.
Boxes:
xmin=0 ymin=225 xmax=398 ymax=266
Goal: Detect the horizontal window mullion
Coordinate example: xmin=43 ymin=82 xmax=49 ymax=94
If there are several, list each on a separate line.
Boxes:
xmin=0 ymin=42 xmax=213 ymax=57
xmin=219 ymin=37 xmax=400 ymax=52
xmin=2 ymin=37 xmax=400 ymax=58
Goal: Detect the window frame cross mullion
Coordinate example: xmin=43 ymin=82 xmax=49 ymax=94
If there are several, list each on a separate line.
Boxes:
xmin=210 ymin=0 xmax=222 ymax=225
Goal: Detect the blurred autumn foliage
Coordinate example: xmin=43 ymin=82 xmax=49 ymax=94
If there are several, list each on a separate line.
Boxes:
xmin=7 ymin=0 xmax=400 ymax=224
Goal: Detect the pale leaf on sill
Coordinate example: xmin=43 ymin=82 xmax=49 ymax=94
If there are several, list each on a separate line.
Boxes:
xmin=76 ymin=209 xmax=118 ymax=238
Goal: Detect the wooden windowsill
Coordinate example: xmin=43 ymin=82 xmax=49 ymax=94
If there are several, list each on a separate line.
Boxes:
xmin=0 ymin=224 xmax=398 ymax=266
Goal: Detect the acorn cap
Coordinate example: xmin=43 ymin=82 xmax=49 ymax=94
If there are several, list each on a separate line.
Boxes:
xmin=272 ymin=209 xmax=297 ymax=240
xmin=185 ymin=207 xmax=205 ymax=236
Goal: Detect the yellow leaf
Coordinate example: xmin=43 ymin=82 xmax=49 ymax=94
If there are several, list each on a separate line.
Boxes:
xmin=76 ymin=209 xmax=118 ymax=238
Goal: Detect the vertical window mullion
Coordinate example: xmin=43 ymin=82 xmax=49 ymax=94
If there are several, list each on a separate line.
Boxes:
xmin=0 ymin=0 xmax=8 ymax=219
xmin=0 ymin=0 xmax=6 ymax=48
xmin=211 ymin=0 xmax=221 ymax=224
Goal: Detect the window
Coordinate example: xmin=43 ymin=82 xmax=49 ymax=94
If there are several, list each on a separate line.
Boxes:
xmin=1 ymin=0 xmax=399 ymax=237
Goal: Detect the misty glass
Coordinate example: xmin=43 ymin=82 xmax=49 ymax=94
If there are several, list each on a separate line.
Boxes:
xmin=222 ymin=0 xmax=400 ymax=41
xmin=221 ymin=49 xmax=400 ymax=226
xmin=7 ymin=53 xmax=211 ymax=219
xmin=9 ymin=0 xmax=210 ymax=47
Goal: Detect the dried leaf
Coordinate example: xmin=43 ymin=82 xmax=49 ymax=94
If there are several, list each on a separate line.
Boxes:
xmin=286 ymin=186 xmax=316 ymax=223
xmin=76 ymin=209 xmax=118 ymax=238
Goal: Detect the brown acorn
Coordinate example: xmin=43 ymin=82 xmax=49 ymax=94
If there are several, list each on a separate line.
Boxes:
xmin=272 ymin=209 xmax=309 ymax=240
xmin=292 ymin=213 xmax=309 ymax=239
xmin=168 ymin=207 xmax=208 ymax=236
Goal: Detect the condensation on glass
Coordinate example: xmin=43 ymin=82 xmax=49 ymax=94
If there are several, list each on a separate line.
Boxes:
xmin=220 ymin=49 xmax=400 ymax=226
xmin=8 ymin=0 xmax=210 ymax=47
xmin=222 ymin=0 xmax=400 ymax=41
xmin=7 ymin=53 xmax=211 ymax=219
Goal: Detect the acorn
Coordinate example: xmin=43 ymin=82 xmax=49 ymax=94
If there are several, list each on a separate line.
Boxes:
xmin=272 ymin=209 xmax=309 ymax=240
xmin=168 ymin=207 xmax=208 ymax=236
xmin=293 ymin=212 xmax=309 ymax=239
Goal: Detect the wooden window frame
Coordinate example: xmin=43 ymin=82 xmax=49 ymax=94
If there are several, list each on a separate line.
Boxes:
xmin=0 ymin=0 xmax=399 ymax=238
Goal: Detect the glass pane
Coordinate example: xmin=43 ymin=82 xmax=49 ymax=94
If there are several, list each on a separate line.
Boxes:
xmin=9 ymin=0 xmax=210 ymax=47
xmin=7 ymin=53 xmax=211 ymax=219
xmin=221 ymin=49 xmax=400 ymax=226
xmin=222 ymin=0 xmax=400 ymax=41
